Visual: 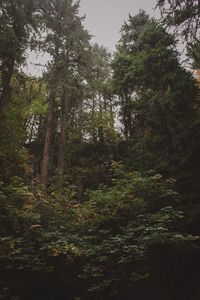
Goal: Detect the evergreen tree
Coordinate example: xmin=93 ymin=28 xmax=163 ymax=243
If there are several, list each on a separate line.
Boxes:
xmin=156 ymin=0 xmax=200 ymax=66
xmin=112 ymin=11 xmax=200 ymax=199
xmin=156 ymin=0 xmax=200 ymax=41
xmin=40 ymin=0 xmax=90 ymax=185
xmin=84 ymin=44 xmax=116 ymax=143
xmin=0 ymin=0 xmax=37 ymax=119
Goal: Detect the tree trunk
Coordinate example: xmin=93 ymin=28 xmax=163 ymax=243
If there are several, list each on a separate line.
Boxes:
xmin=57 ymin=95 xmax=67 ymax=171
xmin=40 ymin=73 xmax=57 ymax=185
xmin=77 ymin=92 xmax=83 ymax=143
xmin=0 ymin=59 xmax=15 ymax=121
xmin=98 ymin=94 xmax=104 ymax=143
xmin=92 ymin=98 xmax=97 ymax=143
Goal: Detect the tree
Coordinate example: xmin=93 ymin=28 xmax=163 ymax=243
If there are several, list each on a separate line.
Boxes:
xmin=112 ymin=11 xmax=200 ymax=188
xmin=156 ymin=0 xmax=200 ymax=41
xmin=113 ymin=11 xmax=180 ymax=138
xmin=156 ymin=1 xmax=200 ymax=69
xmin=83 ymin=44 xmax=116 ymax=143
xmin=56 ymin=23 xmax=90 ymax=172
xmin=0 ymin=0 xmax=37 ymax=119
xmin=0 ymin=72 xmax=34 ymax=182
xmin=40 ymin=0 xmax=91 ymax=185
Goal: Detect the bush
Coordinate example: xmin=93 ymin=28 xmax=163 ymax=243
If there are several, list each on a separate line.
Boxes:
xmin=0 ymin=164 xmax=199 ymax=299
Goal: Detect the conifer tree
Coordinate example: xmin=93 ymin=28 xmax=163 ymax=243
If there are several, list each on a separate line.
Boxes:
xmin=112 ymin=11 xmax=200 ymax=187
xmin=156 ymin=0 xmax=200 ymax=41
xmin=0 ymin=0 xmax=37 ymax=119
xmin=40 ymin=0 xmax=90 ymax=185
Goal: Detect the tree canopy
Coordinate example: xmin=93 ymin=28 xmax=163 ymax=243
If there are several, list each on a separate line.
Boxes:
xmin=156 ymin=0 xmax=200 ymax=39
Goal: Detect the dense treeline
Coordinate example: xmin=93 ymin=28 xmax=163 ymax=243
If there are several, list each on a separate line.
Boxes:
xmin=0 ymin=1 xmax=200 ymax=299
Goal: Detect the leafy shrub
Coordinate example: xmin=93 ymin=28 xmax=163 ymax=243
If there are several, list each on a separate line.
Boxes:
xmin=0 ymin=164 xmax=199 ymax=299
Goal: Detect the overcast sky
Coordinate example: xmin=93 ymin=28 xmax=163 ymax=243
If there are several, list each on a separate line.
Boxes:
xmin=79 ymin=0 xmax=160 ymax=52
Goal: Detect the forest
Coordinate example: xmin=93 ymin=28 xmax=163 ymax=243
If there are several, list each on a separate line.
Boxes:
xmin=0 ymin=0 xmax=200 ymax=299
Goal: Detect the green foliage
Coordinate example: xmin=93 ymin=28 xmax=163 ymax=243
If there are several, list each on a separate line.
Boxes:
xmin=156 ymin=0 xmax=200 ymax=41
xmin=0 ymin=0 xmax=37 ymax=65
xmin=84 ymin=110 xmax=119 ymax=143
xmin=0 ymin=163 xmax=199 ymax=298
xmin=0 ymin=89 xmax=32 ymax=181
xmin=156 ymin=0 xmax=200 ymax=67
xmin=0 ymin=176 xmax=78 ymax=265
xmin=73 ymin=163 xmax=199 ymax=297
xmin=0 ymin=0 xmax=38 ymax=119
xmin=64 ymin=142 xmax=115 ymax=192
xmin=112 ymin=11 xmax=200 ymax=203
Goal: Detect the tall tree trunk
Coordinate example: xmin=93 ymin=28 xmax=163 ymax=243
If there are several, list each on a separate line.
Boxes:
xmin=57 ymin=95 xmax=67 ymax=171
xmin=0 ymin=59 xmax=15 ymax=121
xmin=98 ymin=94 xmax=104 ymax=143
xmin=40 ymin=73 xmax=57 ymax=185
xmin=92 ymin=98 xmax=97 ymax=143
xmin=77 ymin=93 xmax=83 ymax=143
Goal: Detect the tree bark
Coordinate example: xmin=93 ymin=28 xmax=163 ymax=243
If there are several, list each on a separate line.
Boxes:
xmin=0 ymin=59 xmax=15 ymax=121
xmin=57 ymin=95 xmax=67 ymax=171
xmin=98 ymin=94 xmax=104 ymax=143
xmin=40 ymin=73 xmax=57 ymax=185
xmin=92 ymin=98 xmax=97 ymax=143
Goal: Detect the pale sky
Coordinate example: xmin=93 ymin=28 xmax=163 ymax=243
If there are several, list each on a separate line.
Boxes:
xmin=26 ymin=0 xmax=159 ymax=76
xmin=79 ymin=0 xmax=160 ymax=52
